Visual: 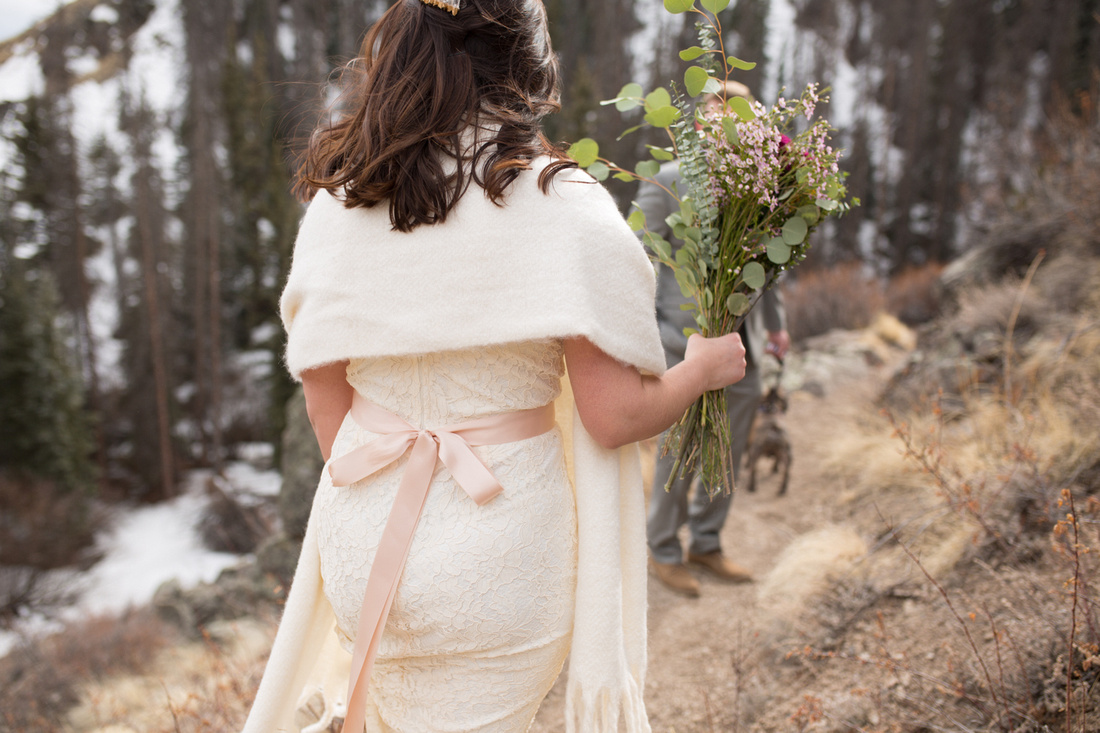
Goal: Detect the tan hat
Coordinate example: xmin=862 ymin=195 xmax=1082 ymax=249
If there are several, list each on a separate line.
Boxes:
xmin=703 ymin=79 xmax=753 ymax=103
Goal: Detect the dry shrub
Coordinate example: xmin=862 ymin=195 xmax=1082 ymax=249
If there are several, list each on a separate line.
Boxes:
xmin=0 ymin=609 xmax=176 ymax=731
xmin=0 ymin=471 xmax=99 ymax=570
xmin=66 ymin=619 xmax=274 ymax=733
xmin=0 ymin=471 xmax=101 ymax=622
xmin=782 ymin=263 xmax=885 ymax=342
xmin=885 ymin=262 xmax=944 ymax=325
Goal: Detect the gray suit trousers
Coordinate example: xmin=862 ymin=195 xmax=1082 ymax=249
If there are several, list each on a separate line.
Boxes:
xmin=647 ymin=360 xmax=762 ymax=564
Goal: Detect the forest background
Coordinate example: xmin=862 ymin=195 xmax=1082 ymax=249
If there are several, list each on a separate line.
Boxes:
xmin=1 ymin=0 xmax=1099 ymax=708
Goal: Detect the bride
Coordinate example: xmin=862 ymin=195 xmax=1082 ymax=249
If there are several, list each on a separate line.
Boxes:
xmin=242 ymin=1 xmax=746 ymax=731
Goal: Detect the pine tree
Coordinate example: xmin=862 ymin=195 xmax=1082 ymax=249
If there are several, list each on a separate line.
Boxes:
xmin=0 ymin=259 xmax=95 ymax=494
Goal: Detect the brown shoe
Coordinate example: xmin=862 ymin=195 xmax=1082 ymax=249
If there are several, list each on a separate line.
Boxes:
xmin=687 ymin=551 xmax=754 ymax=583
xmin=649 ymin=559 xmax=700 ymax=598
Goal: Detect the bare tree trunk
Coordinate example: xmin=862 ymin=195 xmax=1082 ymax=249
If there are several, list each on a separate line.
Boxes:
xmin=207 ymin=212 xmax=224 ymax=470
xmin=181 ymin=0 xmax=228 ymax=470
xmin=136 ymin=184 xmax=174 ymax=499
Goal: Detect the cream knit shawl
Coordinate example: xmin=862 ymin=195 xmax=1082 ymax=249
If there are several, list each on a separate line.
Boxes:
xmin=244 ymin=158 xmax=663 ymax=733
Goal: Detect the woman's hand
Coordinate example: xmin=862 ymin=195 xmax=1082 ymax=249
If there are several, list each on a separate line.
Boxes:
xmin=565 ymin=333 xmax=746 ymax=450
xmin=684 ymin=331 xmax=747 ymax=392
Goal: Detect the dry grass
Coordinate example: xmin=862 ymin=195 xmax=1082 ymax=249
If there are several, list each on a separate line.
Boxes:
xmin=66 ymin=618 xmax=273 ymax=733
xmin=0 ymin=609 xmax=176 ymax=732
xmin=773 ymin=284 xmax=1100 ymax=731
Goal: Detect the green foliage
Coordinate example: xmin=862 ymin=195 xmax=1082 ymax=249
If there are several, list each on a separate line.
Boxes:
xmin=0 ymin=262 xmax=95 ymax=494
xmin=663 ymin=0 xmax=695 ymax=13
xmin=568 ymin=137 xmax=599 ymax=167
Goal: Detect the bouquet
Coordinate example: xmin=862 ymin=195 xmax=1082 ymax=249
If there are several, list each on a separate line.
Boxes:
xmin=568 ymin=0 xmax=855 ymax=494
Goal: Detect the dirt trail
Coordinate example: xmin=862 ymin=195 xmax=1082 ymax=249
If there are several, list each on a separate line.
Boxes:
xmin=531 ymin=340 xmax=900 ymax=733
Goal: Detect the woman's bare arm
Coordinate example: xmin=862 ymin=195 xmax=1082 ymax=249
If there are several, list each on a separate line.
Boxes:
xmin=301 ymin=361 xmax=353 ymax=461
xmin=564 ymin=333 xmax=746 ymax=450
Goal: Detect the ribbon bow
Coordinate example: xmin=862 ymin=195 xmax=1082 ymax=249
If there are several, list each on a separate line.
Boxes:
xmin=328 ymin=395 xmax=556 ymax=733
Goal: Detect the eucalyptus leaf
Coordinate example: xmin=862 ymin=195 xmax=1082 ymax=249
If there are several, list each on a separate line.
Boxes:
xmin=616 ymin=124 xmax=644 ymax=141
xmin=703 ymin=288 xmax=714 ymax=307
xmin=679 ymin=197 xmax=695 ymax=222
xmin=742 ymin=261 xmax=766 ymax=289
xmin=644 ymin=105 xmax=680 ymax=128
xmin=782 ymin=216 xmax=808 ymax=245
xmin=602 ymin=82 xmax=644 ymax=112
xmin=627 ymin=208 xmax=646 ymax=232
xmin=728 ymin=96 xmax=756 ymax=121
xmin=701 ymin=0 xmax=731 ymax=12
xmin=680 ymin=303 xmax=695 ymax=311
xmin=682 ymin=327 xmax=699 ymax=338
xmin=796 ymin=204 xmax=820 ymax=224
xmin=675 ymin=269 xmax=694 ymax=298
xmin=643 ymin=232 xmax=672 ymax=260
xmin=695 ymin=312 xmax=709 ymax=330
xmin=663 ymin=0 xmax=695 ymax=13
xmin=726 ymin=56 xmax=757 ymax=71
xmin=616 ymin=82 xmax=643 ymax=100
xmin=613 ymin=171 xmax=635 ymax=182
xmin=644 ymin=87 xmax=672 ymax=111
xmin=702 ymin=78 xmax=722 ymax=95
xmin=767 ymin=237 xmax=791 ymax=264
xmin=635 ymin=159 xmax=661 ymax=179
xmin=721 ymin=117 xmax=739 ymax=145
xmin=647 ymin=145 xmax=675 ymax=161
xmin=817 ymin=197 xmax=838 ymax=211
xmin=586 ymin=162 xmax=609 ymax=181
xmin=685 ymin=66 xmax=710 ymax=97
xmin=726 ymin=292 xmax=751 ymax=316
xmin=568 ymin=138 xmax=599 ymax=167
xmin=679 ymin=46 xmax=708 ymax=61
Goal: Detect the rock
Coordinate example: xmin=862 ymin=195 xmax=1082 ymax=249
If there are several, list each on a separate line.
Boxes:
xmin=940 ymin=215 xmax=1064 ymax=297
xmin=198 ymin=475 xmax=271 ymax=554
xmin=255 ymin=532 xmax=301 ymax=588
xmin=152 ymin=563 xmax=282 ymax=637
xmin=152 ymin=579 xmax=193 ymax=632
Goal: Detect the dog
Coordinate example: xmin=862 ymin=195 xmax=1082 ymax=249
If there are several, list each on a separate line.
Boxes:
xmin=744 ymin=386 xmax=792 ymax=496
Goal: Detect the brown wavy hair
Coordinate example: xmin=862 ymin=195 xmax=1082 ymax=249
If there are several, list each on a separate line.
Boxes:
xmin=295 ymin=0 xmax=576 ymax=232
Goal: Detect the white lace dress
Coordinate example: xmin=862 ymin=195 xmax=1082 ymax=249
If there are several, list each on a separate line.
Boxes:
xmin=312 ymin=339 xmax=577 ymax=732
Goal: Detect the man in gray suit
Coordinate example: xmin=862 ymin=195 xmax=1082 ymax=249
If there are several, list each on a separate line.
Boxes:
xmin=639 ymin=84 xmax=790 ymax=597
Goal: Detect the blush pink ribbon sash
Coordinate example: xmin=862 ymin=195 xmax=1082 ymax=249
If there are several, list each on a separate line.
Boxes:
xmin=327 ymin=393 xmax=556 ymax=733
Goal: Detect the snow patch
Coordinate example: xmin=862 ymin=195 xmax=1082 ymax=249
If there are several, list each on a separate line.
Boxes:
xmin=0 ymin=461 xmax=271 ymax=659
xmin=90 ymin=4 xmax=119 ymax=25
xmin=65 ymin=48 xmax=100 ymax=78
xmin=76 ymin=484 xmax=241 ymax=616
xmin=0 ymin=41 xmax=44 ymax=100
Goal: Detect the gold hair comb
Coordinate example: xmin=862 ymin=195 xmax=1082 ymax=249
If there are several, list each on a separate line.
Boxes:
xmin=420 ymin=0 xmax=460 ymax=14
